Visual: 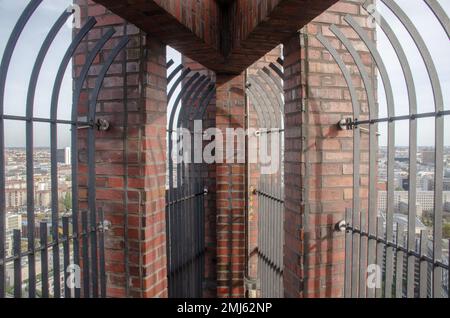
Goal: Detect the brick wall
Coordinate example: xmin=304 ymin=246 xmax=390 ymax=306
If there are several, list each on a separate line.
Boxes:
xmin=283 ymin=0 xmax=374 ymax=298
xmin=80 ymin=0 xmax=375 ymax=299
xmin=246 ymin=46 xmax=283 ymax=296
xmin=181 ymin=56 xmax=218 ymax=297
xmin=215 ymin=74 xmax=246 ymax=297
xmin=75 ymin=0 xmax=168 ymax=298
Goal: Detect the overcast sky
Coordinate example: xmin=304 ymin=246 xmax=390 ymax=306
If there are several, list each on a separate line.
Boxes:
xmin=0 ymin=0 xmax=448 ymax=148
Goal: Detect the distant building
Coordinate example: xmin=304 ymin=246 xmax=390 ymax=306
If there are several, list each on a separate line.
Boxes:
xmin=398 ymin=200 xmax=423 ymax=218
xmin=444 ymin=178 xmax=450 ymax=191
xmin=6 ymin=213 xmax=22 ymax=232
xmin=378 ymin=191 xmax=450 ymax=212
xmin=56 ymin=147 xmax=71 ymax=165
xmin=64 ymin=147 xmax=71 ymax=165
xmin=421 ymin=150 xmax=435 ymax=165
xmin=379 ymin=212 xmax=427 ymax=236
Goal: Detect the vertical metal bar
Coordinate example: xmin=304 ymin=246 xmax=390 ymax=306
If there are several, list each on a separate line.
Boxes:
xmin=362 ymin=2 xmax=419 ymax=298
xmin=433 ymin=115 xmax=444 ymax=298
xmin=329 ymin=25 xmax=378 ymax=299
xmin=62 ymin=216 xmax=70 ymax=298
xmin=0 ymin=0 xmax=43 ymax=299
xmin=375 ymin=217 xmax=384 ymax=298
xmin=359 ymin=211 xmax=367 ymax=298
xmin=81 ymin=211 xmax=90 ymax=297
xmin=395 ymin=224 xmax=405 ymax=298
xmin=50 ymin=18 xmax=96 ymax=299
xmin=351 ymin=207 xmax=360 ymax=297
xmin=176 ymin=186 xmax=181 ymax=297
xmin=13 ymin=229 xmax=21 ymax=298
xmin=40 ymin=222 xmax=49 ymax=298
xmin=86 ymin=36 xmax=129 ymax=298
xmin=50 ymin=129 xmax=61 ymax=298
xmin=98 ymin=208 xmax=106 ymax=298
xmin=381 ymin=0 xmax=445 ymax=299
xmin=344 ymin=208 xmax=352 ymax=297
xmin=419 ymin=230 xmax=428 ymax=298
xmin=345 ymin=16 xmax=397 ymax=299
xmin=25 ymin=10 xmax=72 ymax=299
xmin=71 ymin=28 xmax=115 ymax=299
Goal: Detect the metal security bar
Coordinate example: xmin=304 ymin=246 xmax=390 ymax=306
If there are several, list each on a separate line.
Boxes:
xmin=166 ymin=183 xmax=207 ymax=298
xmin=247 ymin=59 xmax=285 ymax=298
xmin=0 ymin=1 xmax=128 ymax=298
xmin=317 ymin=0 xmax=449 ymax=298
xmin=255 ymin=182 xmax=284 ymax=298
xmin=165 ymin=61 xmax=215 ymax=298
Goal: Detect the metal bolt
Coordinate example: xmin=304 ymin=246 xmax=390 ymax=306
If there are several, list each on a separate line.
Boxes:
xmin=335 ymin=220 xmax=347 ymax=232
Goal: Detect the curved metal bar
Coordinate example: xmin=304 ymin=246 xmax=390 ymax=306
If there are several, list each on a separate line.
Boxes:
xmin=177 ymin=73 xmax=206 ymax=233
xmin=88 ymin=36 xmax=130 ymax=120
xmin=0 ymin=0 xmax=43 ymax=298
xmin=381 ymin=0 xmax=445 ymax=297
xmin=362 ymin=0 xmax=419 ymax=298
xmin=257 ymin=69 xmax=284 ymax=123
xmin=70 ymin=28 xmax=115 ymax=298
xmin=330 ymin=24 xmax=378 ymax=298
xmin=177 ymin=75 xmax=207 ymax=129
xmin=345 ymin=16 xmax=396 ymax=298
xmin=344 ymin=16 xmax=395 ymax=118
xmin=262 ymin=66 xmax=283 ymax=96
xmin=424 ymin=0 xmax=450 ymax=39
xmin=86 ymin=35 xmax=130 ymax=298
xmin=168 ymin=72 xmax=200 ymax=132
xmin=195 ymin=84 xmax=216 ymax=121
xmin=168 ymin=67 xmax=191 ymax=104
xmin=269 ymin=62 xmax=284 ymax=80
xmin=25 ymin=9 xmax=73 ymax=299
xmin=248 ymin=77 xmax=275 ymax=129
xmin=175 ymin=75 xmax=207 ymax=226
xmin=381 ymin=0 xmax=443 ymax=112
xmin=167 ymin=64 xmax=184 ymax=85
xmin=316 ymin=34 xmax=360 ymax=122
xmin=317 ymin=33 xmax=362 ymax=297
xmin=48 ymin=17 xmax=96 ymax=298
xmin=0 ymin=0 xmax=43 ymax=114
xmin=190 ymin=82 xmax=214 ymax=121
xmin=168 ymin=72 xmax=200 ymax=191
xmin=72 ymin=28 xmax=115 ymax=121
xmin=51 ymin=17 xmax=96 ymax=121
xmin=246 ymin=87 xmax=268 ymax=129
xmin=28 ymin=10 xmax=73 ymax=119
xmin=171 ymin=73 xmax=201 ymax=187
xmin=189 ymin=78 xmax=211 ymax=112
xmin=250 ymin=75 xmax=279 ymax=128
xmin=178 ymin=75 xmax=208 ymax=190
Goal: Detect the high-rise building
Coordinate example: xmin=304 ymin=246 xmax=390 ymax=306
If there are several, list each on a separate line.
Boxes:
xmin=64 ymin=147 xmax=71 ymax=165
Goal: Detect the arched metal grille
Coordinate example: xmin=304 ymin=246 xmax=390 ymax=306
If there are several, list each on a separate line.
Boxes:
xmin=0 ymin=1 xmax=128 ymax=298
xmin=247 ymin=58 xmax=285 ymax=298
xmin=317 ymin=0 xmax=449 ymax=298
xmin=165 ymin=61 xmax=215 ymax=298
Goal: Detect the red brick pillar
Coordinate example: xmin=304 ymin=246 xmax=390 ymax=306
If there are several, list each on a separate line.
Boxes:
xmin=75 ymin=0 xmax=168 ymax=298
xmin=283 ymin=0 xmax=373 ymax=298
xmin=215 ymin=74 xmax=246 ymax=298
